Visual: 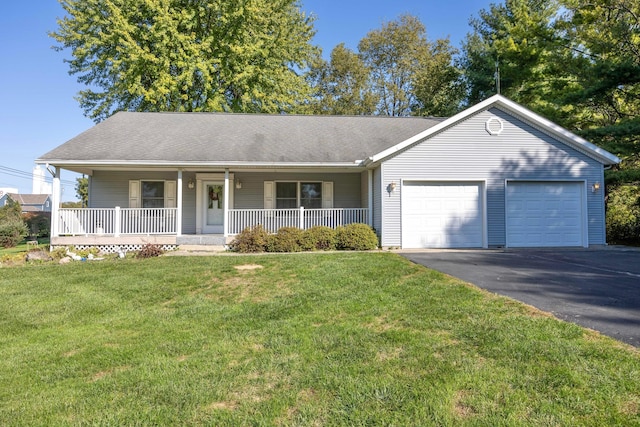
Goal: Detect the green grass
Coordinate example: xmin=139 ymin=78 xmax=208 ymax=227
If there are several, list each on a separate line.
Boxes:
xmin=0 ymin=238 xmax=50 ymax=256
xmin=1 ymin=253 xmax=639 ymax=426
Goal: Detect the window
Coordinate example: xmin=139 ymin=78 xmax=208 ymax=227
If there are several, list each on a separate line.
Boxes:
xmin=141 ymin=181 xmax=164 ymax=208
xmin=275 ymin=182 xmax=322 ymax=209
xmin=300 ymin=183 xmax=322 ymax=208
xmin=276 ymin=182 xmax=297 ymax=209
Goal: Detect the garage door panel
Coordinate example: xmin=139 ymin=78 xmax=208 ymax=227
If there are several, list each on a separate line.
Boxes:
xmin=402 ymin=182 xmax=483 ymax=249
xmin=507 ymin=182 xmax=584 ymax=247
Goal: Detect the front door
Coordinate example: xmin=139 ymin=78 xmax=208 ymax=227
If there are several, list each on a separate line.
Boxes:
xmin=203 ymin=182 xmax=224 ymax=234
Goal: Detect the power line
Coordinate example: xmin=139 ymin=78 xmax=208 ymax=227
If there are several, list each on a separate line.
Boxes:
xmin=0 ymin=164 xmax=77 ymax=186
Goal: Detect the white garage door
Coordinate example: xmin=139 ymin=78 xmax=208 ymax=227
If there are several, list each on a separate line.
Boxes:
xmin=506 ymin=181 xmax=585 ymax=247
xmin=402 ymin=182 xmax=484 ymax=249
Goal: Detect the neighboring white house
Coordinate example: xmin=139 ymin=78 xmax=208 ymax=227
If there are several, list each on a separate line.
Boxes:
xmin=37 ymin=95 xmax=619 ymax=252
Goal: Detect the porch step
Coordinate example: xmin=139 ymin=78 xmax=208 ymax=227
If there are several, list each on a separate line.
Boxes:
xmin=176 ymin=235 xmax=227 ymax=246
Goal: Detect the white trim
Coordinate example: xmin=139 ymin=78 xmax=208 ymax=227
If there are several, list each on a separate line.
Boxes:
xmin=504 ymin=179 xmax=588 ymax=248
xmin=400 ymin=179 xmax=488 ymax=249
xmin=176 ymin=170 xmax=183 ymax=236
xmin=367 ymin=169 xmax=373 ymax=227
xmin=367 ymin=94 xmax=620 ymax=166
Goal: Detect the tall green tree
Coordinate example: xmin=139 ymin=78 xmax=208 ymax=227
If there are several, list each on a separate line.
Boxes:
xmin=556 ymin=0 xmax=640 ymax=166
xmin=357 ymin=14 xmax=462 ymax=117
xmin=305 ymin=43 xmax=377 ymax=115
xmin=459 ymin=0 xmax=562 ymax=112
xmin=52 ymin=0 xmax=318 ymax=122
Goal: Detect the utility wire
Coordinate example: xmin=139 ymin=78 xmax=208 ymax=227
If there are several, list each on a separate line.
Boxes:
xmin=0 ymin=164 xmax=77 ymax=186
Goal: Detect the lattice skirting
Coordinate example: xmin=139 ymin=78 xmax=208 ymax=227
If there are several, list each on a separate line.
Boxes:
xmin=51 ymin=244 xmax=178 ymax=254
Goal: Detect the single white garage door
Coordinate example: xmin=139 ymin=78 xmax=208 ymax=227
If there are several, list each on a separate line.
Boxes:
xmin=506 ymin=181 xmax=585 ymax=247
xmin=402 ymin=182 xmax=484 ymax=249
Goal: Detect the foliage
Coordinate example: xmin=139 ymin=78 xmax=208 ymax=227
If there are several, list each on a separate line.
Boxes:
xmin=0 ymin=254 xmax=639 ymax=425
xmin=305 ymin=43 xmax=377 ymax=115
xmin=52 ymin=0 xmax=318 ymax=122
xmin=459 ymin=0 xmax=562 ymax=110
xmin=358 ymin=14 xmax=463 ymax=116
xmin=228 ymin=224 xmax=269 ymax=253
xmin=265 ymin=227 xmax=302 ymax=252
xmin=0 ymin=199 xmax=27 ymax=248
xmin=606 ymin=185 xmax=640 ymax=244
xmin=300 ymin=226 xmax=336 ymax=251
xmin=335 ymin=223 xmax=379 ymax=250
xmin=0 ymin=198 xmax=22 ymax=222
xmin=23 ymin=212 xmax=51 ymax=238
xmin=61 ymin=201 xmax=83 ymax=208
xmin=136 ymin=243 xmax=165 ymax=259
xmin=0 ymin=219 xmax=29 ymax=249
xmin=75 ymin=176 xmax=88 ymax=207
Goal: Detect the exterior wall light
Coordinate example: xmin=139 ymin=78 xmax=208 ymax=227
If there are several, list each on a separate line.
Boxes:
xmin=592 ymin=182 xmax=601 ymax=193
xmin=388 ymin=182 xmax=397 ymax=193
xmin=187 ymin=178 xmax=195 ymax=190
xmin=236 ymin=180 xmax=242 ymax=190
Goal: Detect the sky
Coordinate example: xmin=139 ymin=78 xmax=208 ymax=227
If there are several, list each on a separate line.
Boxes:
xmin=0 ymin=0 xmax=493 ymax=201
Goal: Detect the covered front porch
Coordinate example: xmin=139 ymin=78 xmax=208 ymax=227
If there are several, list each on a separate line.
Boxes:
xmin=48 ymin=168 xmax=373 ymax=251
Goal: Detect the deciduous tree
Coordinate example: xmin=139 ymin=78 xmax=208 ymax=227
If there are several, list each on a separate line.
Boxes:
xmin=52 ymin=0 xmax=318 ymax=121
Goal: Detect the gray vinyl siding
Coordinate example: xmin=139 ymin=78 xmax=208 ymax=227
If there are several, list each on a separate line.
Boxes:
xmin=89 ymin=171 xmax=363 ymax=235
xmin=380 ymin=107 xmax=606 ymax=247
xmin=89 ymin=170 xmax=198 ymax=233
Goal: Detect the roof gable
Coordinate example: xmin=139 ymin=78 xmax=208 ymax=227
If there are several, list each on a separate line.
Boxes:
xmin=367 ymin=95 xmax=620 ymax=166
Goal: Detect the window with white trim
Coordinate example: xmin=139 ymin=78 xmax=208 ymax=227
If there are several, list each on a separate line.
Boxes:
xmin=273 ymin=181 xmax=324 ymax=209
xmin=142 ymin=181 xmax=165 ymax=208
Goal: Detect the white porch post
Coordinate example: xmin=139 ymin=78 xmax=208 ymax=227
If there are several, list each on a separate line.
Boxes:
xmin=367 ymin=169 xmax=373 ymax=227
xmin=50 ymin=166 xmax=61 ymax=238
xmin=177 ymin=170 xmax=183 ymax=236
xmin=223 ymin=169 xmax=229 ymax=237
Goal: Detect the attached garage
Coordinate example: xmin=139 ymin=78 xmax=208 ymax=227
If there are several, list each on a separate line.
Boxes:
xmin=401 ymin=181 xmax=485 ymax=248
xmin=506 ymin=181 xmax=586 ymax=247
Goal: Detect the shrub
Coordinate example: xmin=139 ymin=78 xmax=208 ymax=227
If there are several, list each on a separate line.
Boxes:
xmin=229 ymin=225 xmax=269 ymax=253
xmin=0 ymin=219 xmax=28 ymax=248
xmin=335 ymin=223 xmax=379 ymax=251
xmin=266 ymin=227 xmax=302 ymax=252
xmin=606 ymin=184 xmax=640 ymax=244
xmin=136 ymin=243 xmax=165 ymax=259
xmin=23 ymin=212 xmax=51 ymax=238
xmin=300 ymin=226 xmax=336 ymax=251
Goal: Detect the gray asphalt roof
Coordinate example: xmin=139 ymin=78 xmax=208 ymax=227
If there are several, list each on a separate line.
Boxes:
xmin=38 ymin=112 xmax=445 ymax=165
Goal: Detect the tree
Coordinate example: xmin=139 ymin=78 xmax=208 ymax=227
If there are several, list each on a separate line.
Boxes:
xmin=75 ymin=176 xmax=88 ymax=208
xmin=305 ymin=43 xmax=377 ymax=115
xmin=412 ymin=38 xmax=465 ymax=117
xmin=52 ymin=0 xmax=318 ymax=122
xmin=459 ymin=0 xmax=563 ymax=112
xmin=358 ymin=15 xmax=428 ymax=116
xmin=0 ymin=199 xmax=27 ymax=248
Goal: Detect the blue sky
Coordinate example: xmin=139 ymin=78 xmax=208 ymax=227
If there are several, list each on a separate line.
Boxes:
xmin=0 ymin=0 xmax=493 ymax=200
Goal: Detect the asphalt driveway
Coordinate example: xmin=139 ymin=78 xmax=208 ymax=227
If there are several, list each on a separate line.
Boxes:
xmin=401 ymin=248 xmax=640 ymax=347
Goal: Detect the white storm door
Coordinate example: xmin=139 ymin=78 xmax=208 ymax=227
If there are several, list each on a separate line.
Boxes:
xmin=202 ymin=181 xmax=224 ymax=234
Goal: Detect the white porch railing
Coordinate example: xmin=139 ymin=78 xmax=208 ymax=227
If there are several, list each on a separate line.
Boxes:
xmin=227 ymin=208 xmax=369 ymax=234
xmin=57 ymin=207 xmax=177 ymax=236
xmin=56 ymin=207 xmax=369 ymax=237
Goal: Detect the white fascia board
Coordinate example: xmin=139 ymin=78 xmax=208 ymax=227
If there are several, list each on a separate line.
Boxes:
xmin=493 ymin=97 xmax=621 ymax=165
xmin=37 ymin=160 xmax=365 ymax=169
xmin=366 ymin=95 xmax=502 ymax=165
xmin=366 ymin=94 xmax=620 ymax=166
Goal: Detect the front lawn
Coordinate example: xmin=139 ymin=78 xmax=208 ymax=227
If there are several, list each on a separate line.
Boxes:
xmin=1 ymin=253 xmax=638 ymax=425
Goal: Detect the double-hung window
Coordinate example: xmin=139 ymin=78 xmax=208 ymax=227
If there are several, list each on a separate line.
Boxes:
xmin=141 ymin=181 xmax=165 ymax=208
xmin=275 ymin=182 xmax=323 ymax=209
